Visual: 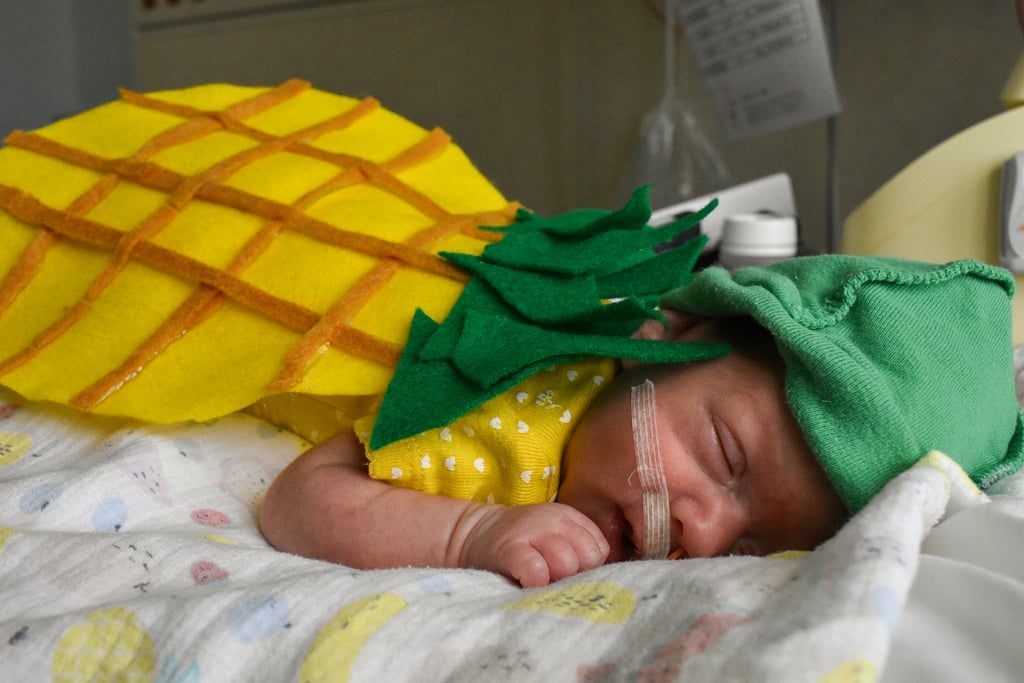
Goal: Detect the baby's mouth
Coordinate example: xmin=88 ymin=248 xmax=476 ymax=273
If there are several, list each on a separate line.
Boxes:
xmin=618 ymin=509 xmax=684 ymax=565
xmin=622 ymin=520 xmax=640 ymax=561
xmin=602 ymin=508 xmax=637 ymax=563
xmin=623 ymin=505 xmax=685 ymax=561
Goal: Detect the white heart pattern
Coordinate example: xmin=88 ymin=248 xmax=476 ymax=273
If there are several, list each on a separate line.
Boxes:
xmin=560 ymin=410 xmax=572 ymax=424
xmin=517 ymin=421 xmax=529 ymax=433
xmin=489 ymin=417 xmax=502 ymax=430
xmin=520 ymin=470 xmax=532 ymax=483
xmin=420 ymin=455 xmax=431 ymax=469
xmin=439 ymin=427 xmax=452 ymax=442
xmin=474 ymin=458 xmax=485 ymax=473
xmin=444 ymin=457 xmax=456 ymax=471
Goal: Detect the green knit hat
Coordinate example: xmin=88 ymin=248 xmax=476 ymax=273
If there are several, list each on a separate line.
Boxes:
xmin=660 ymin=255 xmax=1024 ymax=512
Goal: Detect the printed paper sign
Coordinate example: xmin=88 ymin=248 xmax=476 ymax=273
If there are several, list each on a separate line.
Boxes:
xmin=679 ymin=0 xmax=841 ymax=139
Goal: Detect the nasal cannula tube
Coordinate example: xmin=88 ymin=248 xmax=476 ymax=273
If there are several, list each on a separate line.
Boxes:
xmin=630 ymin=379 xmax=674 ymax=559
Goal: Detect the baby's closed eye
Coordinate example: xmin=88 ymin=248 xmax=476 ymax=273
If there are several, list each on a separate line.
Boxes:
xmin=711 ymin=414 xmax=746 ymax=484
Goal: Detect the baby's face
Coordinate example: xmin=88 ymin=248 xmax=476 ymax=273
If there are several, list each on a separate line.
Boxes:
xmin=558 ymin=313 xmax=847 ymax=562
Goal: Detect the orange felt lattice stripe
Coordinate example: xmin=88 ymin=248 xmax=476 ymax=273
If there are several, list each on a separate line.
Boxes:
xmin=4 ymin=131 xmax=474 ymax=281
xmin=0 ymin=80 xmax=515 ymax=422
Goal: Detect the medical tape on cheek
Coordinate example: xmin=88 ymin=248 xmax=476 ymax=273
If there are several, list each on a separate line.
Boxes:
xmin=630 ymin=379 xmax=672 ymax=560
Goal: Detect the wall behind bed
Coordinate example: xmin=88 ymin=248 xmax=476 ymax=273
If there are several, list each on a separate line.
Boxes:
xmin=0 ymin=1 xmax=1018 ymax=254
xmin=0 ymin=0 xmax=132 ymax=134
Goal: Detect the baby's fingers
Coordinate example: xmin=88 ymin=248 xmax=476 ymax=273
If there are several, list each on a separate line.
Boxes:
xmin=531 ymin=534 xmax=587 ymax=585
xmin=557 ymin=508 xmax=611 ymax=568
xmin=516 ymin=528 xmax=609 ymax=588
xmin=505 ymin=545 xmax=553 ymax=589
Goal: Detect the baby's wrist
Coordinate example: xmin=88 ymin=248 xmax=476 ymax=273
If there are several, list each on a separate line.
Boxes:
xmin=446 ymin=501 xmax=506 ymax=569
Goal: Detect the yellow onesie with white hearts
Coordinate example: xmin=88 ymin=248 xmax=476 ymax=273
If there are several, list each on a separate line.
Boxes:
xmin=356 ymin=357 xmax=617 ymax=505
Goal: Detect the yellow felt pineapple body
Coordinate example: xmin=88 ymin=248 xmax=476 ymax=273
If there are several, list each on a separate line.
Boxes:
xmin=0 ymin=80 xmax=516 ymax=437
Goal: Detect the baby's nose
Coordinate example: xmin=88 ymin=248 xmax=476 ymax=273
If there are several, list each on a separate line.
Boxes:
xmin=670 ymin=492 xmax=748 ymax=558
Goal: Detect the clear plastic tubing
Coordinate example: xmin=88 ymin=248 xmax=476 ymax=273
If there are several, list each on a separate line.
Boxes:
xmin=630 ymin=379 xmax=672 ymax=559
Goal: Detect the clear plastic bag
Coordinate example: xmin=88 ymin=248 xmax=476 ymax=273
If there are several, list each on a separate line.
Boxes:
xmin=617 ymin=0 xmax=732 ymax=208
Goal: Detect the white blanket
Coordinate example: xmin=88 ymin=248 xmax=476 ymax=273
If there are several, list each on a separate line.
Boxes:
xmin=0 ymin=387 xmax=1022 ymax=682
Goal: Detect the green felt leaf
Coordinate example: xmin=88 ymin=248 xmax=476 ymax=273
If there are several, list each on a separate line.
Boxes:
xmin=368 ymin=190 xmax=725 ymax=450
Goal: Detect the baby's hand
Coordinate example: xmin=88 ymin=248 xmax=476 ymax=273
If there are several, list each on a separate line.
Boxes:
xmin=458 ymin=502 xmax=610 ymax=588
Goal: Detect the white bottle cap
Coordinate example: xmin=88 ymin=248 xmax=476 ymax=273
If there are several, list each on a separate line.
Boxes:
xmin=720 ymin=213 xmax=798 ymax=258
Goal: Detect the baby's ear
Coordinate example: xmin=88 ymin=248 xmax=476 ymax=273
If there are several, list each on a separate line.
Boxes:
xmin=631 ymin=309 xmax=708 ymax=343
xmin=623 ymin=310 xmax=711 ymax=370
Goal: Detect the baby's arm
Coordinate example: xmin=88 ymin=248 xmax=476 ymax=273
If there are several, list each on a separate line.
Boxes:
xmin=259 ymin=431 xmax=609 ymax=587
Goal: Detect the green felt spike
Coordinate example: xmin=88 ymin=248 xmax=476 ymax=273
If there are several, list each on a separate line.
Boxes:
xmin=414 ymin=278 xmax=511 ymax=362
xmin=505 ymin=184 xmax=656 ymax=238
xmin=451 ymin=311 xmax=727 ymax=388
xmin=597 ymin=234 xmax=707 ymax=299
xmin=493 ymin=207 xmax=609 ymax=235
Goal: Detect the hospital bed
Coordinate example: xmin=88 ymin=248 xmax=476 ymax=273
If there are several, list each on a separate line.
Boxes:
xmin=0 ymin=77 xmax=1023 ymax=682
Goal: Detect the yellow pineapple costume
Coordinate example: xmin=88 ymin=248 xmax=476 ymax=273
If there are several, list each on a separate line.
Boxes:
xmin=0 ymin=81 xmax=721 ymax=504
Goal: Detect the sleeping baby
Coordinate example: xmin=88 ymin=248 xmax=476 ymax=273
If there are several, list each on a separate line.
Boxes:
xmin=0 ymin=81 xmax=1016 ymax=588
xmin=260 ymin=252 xmax=1024 ymax=587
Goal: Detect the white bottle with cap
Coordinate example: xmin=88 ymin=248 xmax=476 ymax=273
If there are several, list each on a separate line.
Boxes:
xmin=718 ymin=213 xmax=799 ymax=272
